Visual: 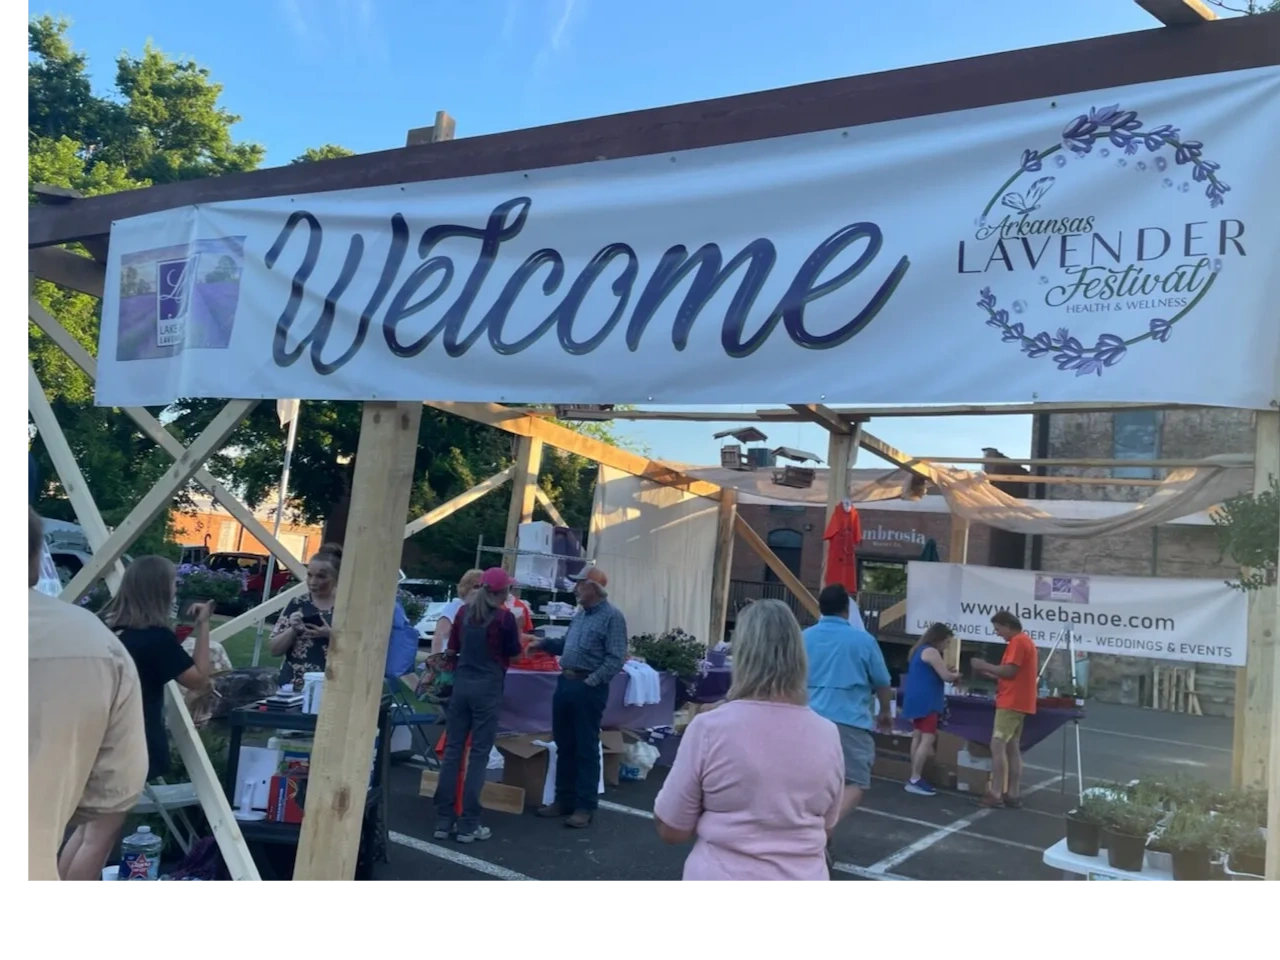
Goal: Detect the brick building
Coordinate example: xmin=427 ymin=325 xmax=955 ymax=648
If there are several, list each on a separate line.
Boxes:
xmin=1029 ymin=408 xmax=1257 ymax=716
xmin=171 ymin=493 xmax=324 ymax=562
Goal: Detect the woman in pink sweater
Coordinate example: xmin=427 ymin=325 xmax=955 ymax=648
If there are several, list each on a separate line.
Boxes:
xmin=654 ymin=599 xmax=845 ymax=880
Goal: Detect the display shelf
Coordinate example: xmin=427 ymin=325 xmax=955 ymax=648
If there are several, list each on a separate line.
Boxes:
xmin=1042 ymin=839 xmax=1172 ymax=881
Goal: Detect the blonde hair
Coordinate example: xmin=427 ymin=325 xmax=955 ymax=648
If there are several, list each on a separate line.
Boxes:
xmin=104 ymin=555 xmax=176 ymax=630
xmin=465 ymin=583 xmax=508 ymax=624
xmin=457 ymin=568 xmax=483 ymax=598
xmin=727 ymin=599 xmax=809 ymax=705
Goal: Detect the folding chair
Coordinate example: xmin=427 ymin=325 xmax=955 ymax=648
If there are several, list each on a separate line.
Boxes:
xmin=385 ymin=675 xmax=442 ymax=770
xmin=133 ymin=779 xmax=201 ymax=855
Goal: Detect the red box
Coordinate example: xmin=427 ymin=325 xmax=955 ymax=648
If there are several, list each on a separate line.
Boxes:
xmin=267 ymin=774 xmax=308 ymax=824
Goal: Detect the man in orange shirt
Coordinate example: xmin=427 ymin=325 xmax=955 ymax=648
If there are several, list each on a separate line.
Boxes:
xmin=970 ymin=611 xmax=1038 ymax=809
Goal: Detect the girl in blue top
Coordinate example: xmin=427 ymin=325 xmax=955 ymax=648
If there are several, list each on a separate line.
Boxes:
xmin=901 ymin=623 xmax=960 ymax=796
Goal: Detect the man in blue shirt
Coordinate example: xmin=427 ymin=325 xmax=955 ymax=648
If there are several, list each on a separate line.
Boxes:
xmin=803 ymin=584 xmax=892 ymax=824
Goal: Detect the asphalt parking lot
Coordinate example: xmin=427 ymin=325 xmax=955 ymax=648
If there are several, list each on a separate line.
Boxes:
xmin=374 ymin=701 xmax=1233 ymax=882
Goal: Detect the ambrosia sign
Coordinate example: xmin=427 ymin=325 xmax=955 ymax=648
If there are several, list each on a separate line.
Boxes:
xmin=96 ymin=67 xmax=1280 ymax=408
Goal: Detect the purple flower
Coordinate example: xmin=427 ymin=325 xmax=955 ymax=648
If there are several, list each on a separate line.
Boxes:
xmin=1174 ymin=140 xmax=1203 ymax=165
xmin=1149 ymin=318 xmax=1172 ymax=342
xmin=1001 ymin=322 xmax=1025 ymax=343
xmin=1023 ymin=332 xmax=1054 ymax=358
xmin=986 ymin=308 xmax=1009 ymax=329
xmin=1020 ymin=149 xmax=1042 ymax=172
xmin=1062 ymin=115 xmax=1098 ymax=154
xmin=1054 ymin=327 xmax=1071 ymax=346
xmin=1053 ymin=337 xmax=1085 ymax=370
xmin=978 ymin=287 xmax=996 ymax=310
xmin=1093 ymin=333 xmax=1127 ymax=367
xmin=1088 ymin=104 xmax=1123 ymax=125
xmin=1074 ymin=357 xmax=1105 ymax=377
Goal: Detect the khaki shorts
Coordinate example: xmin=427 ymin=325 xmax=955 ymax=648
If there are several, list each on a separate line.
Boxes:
xmin=992 ymin=708 xmax=1026 ymax=743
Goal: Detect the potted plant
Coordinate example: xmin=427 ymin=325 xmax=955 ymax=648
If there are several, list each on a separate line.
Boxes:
xmin=1225 ymin=821 xmax=1266 ymax=878
xmin=397 ymin=589 xmax=426 ymax=627
xmin=1160 ymin=805 xmax=1217 ymax=880
xmin=175 ymin=563 xmax=245 ymax=619
xmin=1064 ymin=793 xmax=1111 ymax=857
xmin=630 ymin=628 xmax=703 ymax=704
xmin=1102 ymin=801 xmax=1161 ymax=873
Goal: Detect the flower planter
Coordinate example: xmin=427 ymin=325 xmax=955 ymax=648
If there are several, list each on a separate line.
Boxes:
xmin=1103 ymin=828 xmax=1146 ymax=872
xmin=1145 ymin=847 xmax=1172 ymax=873
xmin=1228 ymin=851 xmax=1264 ymax=877
xmin=1064 ymin=813 xmax=1101 ymax=857
xmin=1171 ymin=847 xmax=1212 ymax=881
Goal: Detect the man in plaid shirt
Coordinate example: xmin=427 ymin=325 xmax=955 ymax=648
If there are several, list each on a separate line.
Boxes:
xmin=529 ymin=567 xmax=627 ymax=828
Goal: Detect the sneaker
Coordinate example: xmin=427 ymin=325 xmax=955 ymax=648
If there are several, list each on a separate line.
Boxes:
xmin=432 ymin=821 xmax=455 ymax=841
xmin=904 ymin=778 xmax=937 ymax=796
xmin=973 ymin=792 xmax=1005 ymax=809
xmin=565 ymin=811 xmax=594 ymax=829
xmin=455 ymin=826 xmax=492 ymax=844
xmin=1002 ymin=795 xmax=1023 ymax=809
xmin=535 ymin=803 xmax=568 ymax=819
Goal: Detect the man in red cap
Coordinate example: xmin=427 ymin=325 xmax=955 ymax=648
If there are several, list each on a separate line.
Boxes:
xmin=528 ymin=566 xmax=627 ymax=828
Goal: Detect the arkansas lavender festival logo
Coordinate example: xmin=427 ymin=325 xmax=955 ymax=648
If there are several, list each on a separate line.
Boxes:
xmin=956 ymin=104 xmax=1242 ymax=378
xmin=115 ymin=237 xmax=246 ymax=361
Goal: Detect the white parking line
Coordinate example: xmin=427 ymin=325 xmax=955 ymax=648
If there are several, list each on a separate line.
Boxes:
xmin=598 ymin=799 xmax=654 ymax=820
xmin=1079 ymin=727 xmax=1231 ymax=754
xmin=855 ymin=806 xmax=1047 ymax=855
xmin=864 ymin=774 xmax=1064 ymax=874
xmin=832 ymin=861 xmax=911 ymax=881
xmin=388 ymin=830 xmax=537 ymax=880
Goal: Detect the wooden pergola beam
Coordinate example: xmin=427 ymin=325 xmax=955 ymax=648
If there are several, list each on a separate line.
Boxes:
xmin=1135 ymin=0 xmax=1217 ymax=27
xmin=62 ymin=400 xmax=258 ymax=602
xmin=426 ymin=401 xmax=722 ymax=500
xmin=27 ymin=14 xmax=1279 ymax=248
xmin=503 ymin=437 xmax=543 ymax=574
xmin=734 ymin=514 xmax=820 ymax=619
xmin=708 ymin=488 xmax=738 ymax=649
xmin=858 ymin=431 xmax=941 ymax=485
xmin=917 ymin=455 xmax=1248 ymax=469
xmin=28 ymin=297 xmax=309 ymax=583
xmin=789 ymin=403 xmax=854 ymax=435
xmin=29 ymin=247 xmax=106 ymax=297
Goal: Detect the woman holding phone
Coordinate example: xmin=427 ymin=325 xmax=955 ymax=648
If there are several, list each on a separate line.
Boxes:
xmin=270 ymin=544 xmax=342 ymax=689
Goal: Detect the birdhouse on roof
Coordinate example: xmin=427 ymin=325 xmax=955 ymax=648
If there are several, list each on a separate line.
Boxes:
xmin=714 ymin=427 xmax=770 ymax=471
xmin=770 ymin=447 xmax=822 ymax=489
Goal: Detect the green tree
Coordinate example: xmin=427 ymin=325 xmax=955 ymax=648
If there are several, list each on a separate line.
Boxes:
xmin=28 ymin=16 xmax=263 ymax=554
xmin=291 ymin=144 xmax=356 ymax=164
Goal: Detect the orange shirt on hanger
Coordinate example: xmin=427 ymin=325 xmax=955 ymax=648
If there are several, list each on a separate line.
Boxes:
xmin=823 ymin=502 xmax=862 ymax=593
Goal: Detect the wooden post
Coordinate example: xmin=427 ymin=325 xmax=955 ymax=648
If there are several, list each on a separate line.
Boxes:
xmin=708 ymin=488 xmax=738 ymax=650
xmin=734 ymin=514 xmax=820 ymax=620
xmin=503 ymin=436 xmax=543 ymax=574
xmin=1257 ymin=410 xmax=1280 ymax=881
xmin=1241 ymin=410 xmax=1278 ymax=791
xmin=945 ymin=516 xmax=971 ymax=671
xmin=295 ymin=401 xmax=422 ymax=880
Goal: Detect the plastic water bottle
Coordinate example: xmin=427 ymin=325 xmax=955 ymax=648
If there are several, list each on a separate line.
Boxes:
xmin=117 ymin=825 xmax=163 ymax=880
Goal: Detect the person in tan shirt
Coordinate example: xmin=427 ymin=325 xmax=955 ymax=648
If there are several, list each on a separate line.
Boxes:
xmin=28 ymin=508 xmax=147 ymax=880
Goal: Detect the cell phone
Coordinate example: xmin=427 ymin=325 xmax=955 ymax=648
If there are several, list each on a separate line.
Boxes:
xmin=301 ymin=613 xmax=327 ymax=628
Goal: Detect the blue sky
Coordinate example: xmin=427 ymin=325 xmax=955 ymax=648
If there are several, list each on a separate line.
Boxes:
xmin=43 ymin=0 xmax=1173 ymax=465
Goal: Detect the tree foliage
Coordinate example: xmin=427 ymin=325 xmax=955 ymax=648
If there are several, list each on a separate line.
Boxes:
xmin=28 ymin=16 xmax=628 ymax=577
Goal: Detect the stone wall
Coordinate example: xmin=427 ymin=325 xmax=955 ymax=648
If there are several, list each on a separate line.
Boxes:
xmin=1031 ymin=408 xmax=1255 ymax=717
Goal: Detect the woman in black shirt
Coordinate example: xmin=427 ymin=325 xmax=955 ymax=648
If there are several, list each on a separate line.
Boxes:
xmin=105 ymin=555 xmax=214 ymax=779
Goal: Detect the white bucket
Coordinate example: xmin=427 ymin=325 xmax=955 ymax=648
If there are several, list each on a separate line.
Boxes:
xmin=101 ymin=865 xmax=119 ymax=881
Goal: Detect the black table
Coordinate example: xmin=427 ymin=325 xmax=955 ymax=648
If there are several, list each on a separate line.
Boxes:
xmin=223 ymin=696 xmax=392 ymax=880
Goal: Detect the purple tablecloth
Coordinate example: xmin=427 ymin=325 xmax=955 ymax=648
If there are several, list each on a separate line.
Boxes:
xmin=894 ymin=694 xmax=1083 ymax=750
xmin=500 ymin=669 xmax=676 ymax=733
xmin=689 ymin=667 xmax=732 ymax=704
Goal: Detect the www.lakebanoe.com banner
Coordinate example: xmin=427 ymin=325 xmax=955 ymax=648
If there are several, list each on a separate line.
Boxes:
xmin=905 ymin=561 xmax=1248 ymax=667
xmin=94 ymin=67 xmax=1280 ymax=409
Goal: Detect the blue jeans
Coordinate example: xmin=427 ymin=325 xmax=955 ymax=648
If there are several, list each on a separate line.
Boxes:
xmin=551 ymin=674 xmax=609 ymax=812
xmin=434 ymin=680 xmax=501 ymax=834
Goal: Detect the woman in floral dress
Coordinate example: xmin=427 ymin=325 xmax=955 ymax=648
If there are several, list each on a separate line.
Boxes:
xmin=270 ymin=544 xmax=341 ymax=689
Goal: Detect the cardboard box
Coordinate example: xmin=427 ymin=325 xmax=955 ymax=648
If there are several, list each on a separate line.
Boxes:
xmin=418 ymin=770 xmax=526 ymax=815
xmin=496 ymin=731 xmax=626 ymax=807
xmin=517 ymin=521 xmax=555 ymax=554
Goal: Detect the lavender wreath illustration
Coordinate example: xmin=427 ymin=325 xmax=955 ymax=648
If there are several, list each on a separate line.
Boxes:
xmin=976 ymin=105 xmax=1227 ymax=377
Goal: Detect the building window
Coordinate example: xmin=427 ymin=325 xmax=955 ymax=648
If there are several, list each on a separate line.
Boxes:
xmin=764 ymin=528 xmax=803 ymax=582
xmin=1112 ymin=410 xmax=1162 ymax=479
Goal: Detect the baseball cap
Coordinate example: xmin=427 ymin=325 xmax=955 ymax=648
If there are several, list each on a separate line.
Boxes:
xmin=569 ymin=566 xmax=608 ymax=588
xmin=480 ymin=567 xmax=514 ymax=592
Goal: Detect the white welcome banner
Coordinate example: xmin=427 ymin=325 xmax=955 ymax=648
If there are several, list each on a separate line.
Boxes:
xmin=96 ymin=67 xmax=1280 ymax=409
xmin=905 ymin=561 xmax=1247 ymax=666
